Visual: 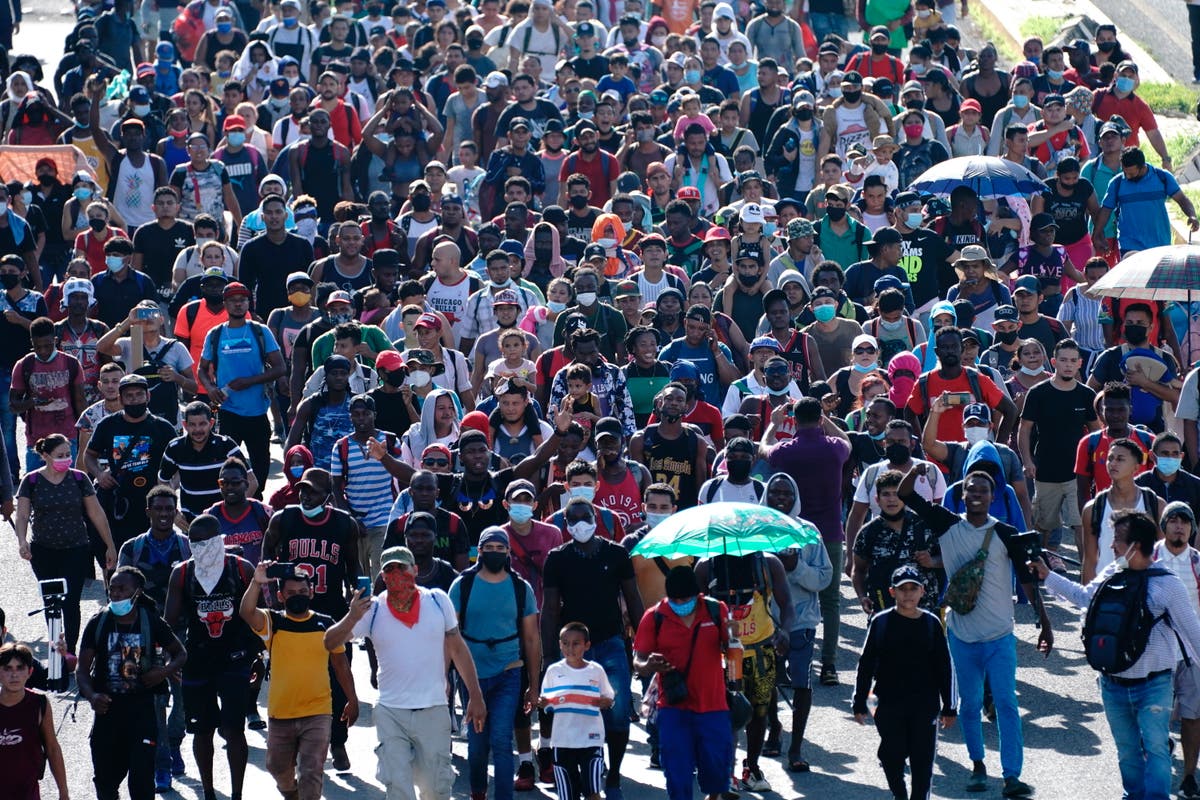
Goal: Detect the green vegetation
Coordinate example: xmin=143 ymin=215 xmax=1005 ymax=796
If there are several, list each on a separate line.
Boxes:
xmin=973 ymin=14 xmax=1018 ymax=62
xmin=1018 ymin=16 xmax=1069 ymax=45
xmin=1138 ymin=82 xmax=1200 ymax=116
xmin=1146 ymin=131 xmax=1200 ymax=171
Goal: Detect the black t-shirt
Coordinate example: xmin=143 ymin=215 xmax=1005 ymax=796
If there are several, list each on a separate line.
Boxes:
xmin=81 ymin=606 xmax=177 ymax=695
xmin=848 ymin=429 xmax=886 ymax=473
xmin=570 ymin=54 xmax=610 ymax=82
xmin=34 ymin=183 xmax=72 ymax=247
xmin=901 ymin=227 xmax=951 ymax=307
xmin=1017 ymin=315 xmax=1068 ymax=356
xmin=1019 ymin=379 xmax=1097 ymax=482
xmin=367 ymin=388 xmax=416 ymax=438
xmin=1041 ymin=178 xmax=1095 ymax=245
xmin=0 ymin=217 xmax=37 ymax=260
xmin=133 ymin=220 xmax=195 ymax=298
xmin=88 ymin=413 xmax=178 ymax=494
xmin=240 ymin=233 xmax=315 ymax=317
xmin=543 ymin=538 xmax=634 ymax=644
xmin=274 ymin=505 xmax=359 ymax=618
xmin=0 ymin=289 xmax=47 ymax=367
xmin=494 ymin=99 xmax=564 ymax=146
xmin=437 ymin=469 xmax=515 ymax=545
xmin=566 ymin=207 xmax=601 ymax=242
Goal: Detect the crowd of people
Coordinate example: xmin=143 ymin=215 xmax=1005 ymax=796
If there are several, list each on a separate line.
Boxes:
xmin=3 ymin=1 xmax=1200 ymax=800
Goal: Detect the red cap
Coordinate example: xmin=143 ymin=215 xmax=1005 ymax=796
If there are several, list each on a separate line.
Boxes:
xmin=677 ymin=186 xmax=701 ymax=201
xmin=223 ymin=282 xmax=251 ymax=299
xmin=120 ymin=118 xmax=145 ymax=129
xmin=960 ymin=98 xmax=982 ymax=114
xmin=704 ymin=226 xmax=731 ymax=242
xmin=374 ymin=350 xmax=405 ymax=372
xmin=135 ymin=62 xmax=155 ymax=79
xmin=223 ymin=114 xmax=247 ymax=131
xmin=414 ymin=312 xmax=442 ymax=330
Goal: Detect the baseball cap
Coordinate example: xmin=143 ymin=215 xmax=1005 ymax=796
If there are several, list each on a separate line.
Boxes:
xmin=414 ymin=313 xmax=442 ymax=330
xmin=128 ymin=86 xmax=151 ymax=104
xmin=119 ymin=374 xmax=150 ymax=390
xmin=135 ymin=62 xmax=155 ymax=79
xmin=866 ymin=227 xmax=903 ymax=247
xmin=574 ymin=119 xmax=598 ymax=135
xmin=669 ymin=360 xmax=701 ymax=380
xmin=120 ymin=118 xmax=145 ymax=130
xmin=736 ymin=244 xmax=763 ymax=264
xmin=703 ymin=226 xmax=731 ymax=244
xmin=824 ymin=184 xmax=852 ymax=203
xmin=484 ymin=71 xmax=510 ymax=89
xmin=893 ymin=191 xmax=921 ymax=209
xmin=873 ymin=274 xmax=904 ymax=295
xmin=901 ymin=79 xmax=924 ymax=97
xmin=737 ymin=171 xmax=763 ymax=189
xmin=295 ymin=467 xmax=332 ymax=494
xmin=508 ymin=117 xmax=531 ymax=132
xmin=1013 ymin=275 xmax=1041 ymax=295
xmin=749 ymin=335 xmax=782 ymax=353
xmin=641 ymin=233 xmax=668 ymax=250
xmin=891 ymin=565 xmax=923 ymax=588
xmin=506 ymin=479 xmax=537 ymax=500
xmin=1042 ymin=93 xmax=1065 ymax=107
xmin=842 ymin=70 xmax=863 ymax=86
xmin=613 ymin=280 xmax=640 ymax=299
xmin=223 ymin=282 xmax=250 ymax=299
xmin=492 ymin=289 xmax=520 ymax=307
xmin=327 ymin=290 xmax=354 ymax=306
xmin=1031 ymin=212 xmax=1058 ymax=231
xmin=380 ymin=546 xmax=415 ymax=567
xmin=223 ymin=114 xmax=247 ymax=131
xmin=787 ymin=218 xmax=814 ymax=239
xmin=583 ymin=243 xmax=607 ymax=262
xmin=575 ymin=20 xmax=596 ymax=37
xmin=201 ymin=266 xmax=230 ymax=283
xmin=374 ymin=350 xmax=405 ymax=372
xmin=269 ymin=77 xmax=290 ymax=97
xmin=741 ymin=202 xmax=766 ymax=225
xmin=992 ymin=305 xmax=1019 ymax=324
xmin=677 ymin=186 xmax=701 ymax=201
xmin=1067 ymin=38 xmax=1091 ymax=55
xmin=793 ymin=89 xmax=816 ymax=108
xmin=650 ymin=89 xmax=670 ymax=106
xmin=963 ymin=403 xmax=992 ymax=424
xmin=960 ymin=98 xmax=982 ymax=114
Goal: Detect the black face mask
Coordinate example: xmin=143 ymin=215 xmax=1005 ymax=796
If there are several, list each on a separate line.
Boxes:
xmin=841 ymin=89 xmax=862 ymax=104
xmin=284 ymin=594 xmax=311 ymax=614
xmin=623 ymin=38 xmax=639 ymax=48
xmin=37 ymin=174 xmax=54 ymax=186
xmin=871 ymin=43 xmax=888 ymax=55
xmin=0 ymin=273 xmax=20 ymax=289
xmin=879 ymin=508 xmax=907 ymax=522
xmin=386 ymin=370 xmax=407 ymax=387
xmin=766 ymin=7 xmax=783 ymax=15
xmin=905 ymin=98 xmax=925 ymax=110
xmin=88 ymin=218 xmax=106 ymax=232
xmin=885 ymin=443 xmax=910 ymax=464
xmin=411 ymin=194 xmax=431 ymax=212
xmin=794 ymin=107 xmax=813 ymax=121
xmin=124 ymin=402 xmax=148 ymax=419
xmin=467 ymin=38 xmax=484 ymax=49
xmin=569 ymin=195 xmax=589 ymax=210
xmin=825 ymin=206 xmax=846 ymax=222
xmin=726 ymin=459 xmax=752 ymax=482
xmin=480 ymin=551 xmax=508 ymax=573
xmin=1124 ymin=323 xmax=1148 ymax=345
xmin=737 ymin=272 xmax=759 ymax=287
xmin=1098 ymin=41 xmax=1117 ymax=52
xmin=995 ymin=329 xmax=1019 ymax=346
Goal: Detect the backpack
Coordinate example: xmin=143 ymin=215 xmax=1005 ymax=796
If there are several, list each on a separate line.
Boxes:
xmin=521 ymin=21 xmax=560 ymax=57
xmin=1119 ymin=347 xmax=1175 ymax=426
xmin=865 ymin=317 xmax=919 ymax=366
xmin=1082 ymin=566 xmax=1175 ymax=673
xmin=336 ymin=431 xmax=398 ymax=486
xmin=456 ymin=567 xmax=528 ymax=650
xmin=703 ymin=476 xmax=766 ymax=504
xmin=916 ymin=366 xmax=985 ymax=414
xmin=1089 ymin=486 xmax=1161 ymax=535
xmin=203 ymin=320 xmax=272 ymax=378
xmin=91 ymin=605 xmax=155 ymax=687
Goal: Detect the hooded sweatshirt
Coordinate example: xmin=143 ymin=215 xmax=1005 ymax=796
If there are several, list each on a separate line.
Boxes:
xmin=914 ymin=299 xmax=956 ymax=373
xmin=942 ymin=440 xmax=1025 ymax=530
xmin=400 ymin=387 xmax=462 ymax=466
xmin=591 ymin=213 xmax=639 ymax=278
xmin=269 ymin=444 xmax=314 ymax=511
xmin=766 ymin=472 xmax=834 ymax=630
xmin=524 ymin=220 xmax=566 ymax=285
xmin=887 ymin=351 xmax=921 ymax=411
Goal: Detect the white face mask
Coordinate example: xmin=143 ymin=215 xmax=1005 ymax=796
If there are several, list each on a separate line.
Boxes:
xmin=596 ymin=237 xmax=618 ymax=250
xmin=568 ymin=520 xmax=596 ymax=542
xmin=296 ymin=218 xmax=318 ymax=238
xmin=190 ymin=536 xmax=227 ymax=594
xmin=408 ymin=370 xmax=432 ymax=388
xmin=576 ymin=291 xmax=598 ymax=306
xmin=645 ymin=511 xmax=671 ymax=528
xmin=963 ymin=426 xmax=990 ymax=446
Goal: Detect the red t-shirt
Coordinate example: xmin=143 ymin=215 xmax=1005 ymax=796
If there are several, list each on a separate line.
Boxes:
xmin=1073 ymin=427 xmax=1154 ymax=495
xmin=559 ymin=149 xmax=620 ymax=207
xmin=74 ymin=227 xmax=130 ymax=275
xmin=1091 ymin=89 xmax=1157 ymax=145
xmin=906 ymin=369 xmax=1005 ymax=442
xmin=1031 ymin=122 xmax=1090 ymax=166
xmin=633 ymin=596 xmax=730 ymax=713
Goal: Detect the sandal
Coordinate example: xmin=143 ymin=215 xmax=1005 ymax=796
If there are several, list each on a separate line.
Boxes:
xmin=787 ymin=758 xmax=810 ymax=773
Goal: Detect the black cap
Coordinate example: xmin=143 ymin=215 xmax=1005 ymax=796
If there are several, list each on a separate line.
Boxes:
xmin=866 ymin=227 xmax=903 ymax=246
xmin=373 ymin=248 xmax=401 ymax=268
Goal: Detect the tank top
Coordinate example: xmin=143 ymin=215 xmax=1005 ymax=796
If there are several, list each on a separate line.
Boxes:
xmin=0 ymin=689 xmax=45 ymax=799
xmin=494 ymin=423 xmax=541 ymax=462
xmin=708 ymin=553 xmax=774 ymax=645
xmin=278 ymin=505 xmax=356 ymax=618
xmin=112 ymin=153 xmax=157 ymax=228
xmin=162 ymin=135 xmax=190 ymax=172
xmin=1097 ymin=488 xmax=1149 ymax=575
xmin=181 ymin=555 xmax=255 ymax=671
xmin=307 ymin=395 xmax=354 ymax=472
xmin=747 ymin=88 xmax=784 ymax=144
xmin=596 ymin=465 xmax=645 ymax=531
xmin=323 ymin=255 xmax=374 ymax=294
xmin=300 ymin=141 xmax=339 ymax=220
xmin=643 ymin=424 xmax=701 ymax=507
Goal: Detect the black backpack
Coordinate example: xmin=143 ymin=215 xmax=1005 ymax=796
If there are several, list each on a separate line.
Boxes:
xmin=457 ymin=567 xmax=528 ymax=651
xmin=1082 ymin=567 xmax=1173 ymax=674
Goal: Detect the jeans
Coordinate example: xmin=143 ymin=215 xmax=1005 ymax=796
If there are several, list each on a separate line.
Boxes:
xmin=154 ymin=678 xmax=186 ymax=774
xmin=40 ymin=245 xmax=70 ymax=289
xmin=0 ymin=371 xmax=17 ymax=484
xmin=266 ymin=714 xmax=332 ymax=800
xmin=1191 ymin=4 xmax=1200 ymax=79
xmin=467 ymin=667 xmax=522 ymax=799
xmin=586 ymin=635 xmax=632 ymax=733
xmin=658 ymin=707 xmax=734 ymax=800
xmin=216 ymin=409 xmax=271 ymax=497
xmin=948 ymin=631 xmax=1023 ymax=778
xmin=29 ymin=542 xmax=92 ymax=652
xmin=819 ymin=541 xmax=844 ymax=666
xmin=807 ymin=10 xmax=847 ymax=41
xmin=1101 ymin=671 xmax=1174 ymax=800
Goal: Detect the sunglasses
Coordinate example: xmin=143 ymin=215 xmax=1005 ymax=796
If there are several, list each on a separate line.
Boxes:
xmin=763 ymin=366 xmax=790 ymax=376
xmin=854 ymin=347 xmax=878 ymax=355
xmin=422 ymin=457 xmax=450 ymax=467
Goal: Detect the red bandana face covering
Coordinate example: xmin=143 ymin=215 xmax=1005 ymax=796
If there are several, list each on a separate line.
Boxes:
xmin=384 ymin=570 xmax=419 ymax=626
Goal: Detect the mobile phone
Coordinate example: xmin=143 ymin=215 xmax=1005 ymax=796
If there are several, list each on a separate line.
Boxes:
xmin=266 ymin=562 xmax=297 ymax=580
xmin=945 ymin=392 xmax=973 ymax=406
xmin=39 ymin=578 xmax=68 ymax=597
xmin=357 ymin=576 xmax=372 ymax=594
xmin=136 ymin=307 xmax=158 ymax=320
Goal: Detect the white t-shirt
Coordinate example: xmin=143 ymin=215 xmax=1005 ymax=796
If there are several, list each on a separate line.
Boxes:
xmin=506 ymin=19 xmax=563 ymax=76
xmin=541 ymin=658 xmax=614 ymax=748
xmin=353 ymin=587 xmax=458 ymax=709
xmin=698 ymin=476 xmax=763 ymax=504
xmin=854 ymin=457 xmax=946 ymax=515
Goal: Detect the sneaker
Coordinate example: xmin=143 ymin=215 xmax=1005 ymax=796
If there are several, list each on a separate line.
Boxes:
xmin=331 ymin=743 xmax=351 ymax=771
xmin=966 ymin=766 xmax=988 ymax=793
xmin=471 ymin=793 xmax=487 ymax=800
xmin=170 ymin=747 xmax=186 ymax=777
xmin=247 ymin=709 xmax=266 ymax=731
xmin=515 ymin=761 xmax=536 ymax=791
xmin=649 ymin=750 xmax=661 ymax=769
xmin=1182 ymin=775 xmax=1200 ymax=798
xmin=155 ymin=769 xmax=172 ymax=793
xmin=819 ymin=664 xmax=839 ymax=686
xmin=1002 ymin=776 xmax=1033 ymax=797
xmin=538 ymin=748 xmax=555 ymax=784
xmin=740 ymin=763 xmax=771 ymax=792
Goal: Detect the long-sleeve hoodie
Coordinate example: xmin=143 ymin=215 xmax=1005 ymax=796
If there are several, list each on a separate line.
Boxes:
xmin=524 ymin=220 xmax=566 ymax=284
xmin=765 ymin=473 xmax=834 ymax=630
xmin=914 ymin=299 xmax=955 ymax=374
xmin=269 ymin=444 xmax=314 ymax=511
xmin=590 ymin=213 xmax=640 ymax=279
xmin=942 ymin=440 xmax=1026 ymax=530
xmin=399 ymin=387 xmax=462 ymax=467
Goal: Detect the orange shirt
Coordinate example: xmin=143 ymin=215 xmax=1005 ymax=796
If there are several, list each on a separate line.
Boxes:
xmin=174 ymin=299 xmax=228 ymax=390
xmin=659 ymin=0 xmax=698 ymax=34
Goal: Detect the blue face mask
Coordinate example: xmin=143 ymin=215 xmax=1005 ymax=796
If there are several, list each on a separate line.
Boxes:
xmin=1012 ymin=93 xmax=1030 ymax=108
xmin=547 ymin=300 xmax=567 ymax=313
xmin=1046 ymin=69 xmax=1064 ymax=81
xmin=1027 ymin=55 xmax=1040 ymax=65
xmin=685 ymin=70 xmax=702 ymax=85
xmin=1115 ymin=76 xmax=1136 ymax=94
xmin=283 ymin=15 xmax=299 ymax=27
xmin=668 ymin=597 xmax=697 ymax=616
xmin=569 ymin=485 xmax=596 ymax=502
xmin=217 ymin=21 xmax=233 ymax=33
xmin=508 ymin=503 xmax=534 ymax=523
xmin=226 ymin=131 xmax=246 ymax=147
xmin=105 ymin=255 xmax=125 ymax=272
xmin=1157 ymin=456 xmax=1183 ymax=477
xmin=109 ymin=597 xmax=135 ymax=616
xmin=763 ymin=222 xmax=777 ymax=237
xmin=852 ymin=362 xmax=876 ymax=373
xmin=289 ymin=465 xmax=305 ymax=479
xmin=645 ymin=511 xmax=671 ymax=528
xmin=300 ymin=503 xmax=325 ymax=518
xmin=906 ymin=211 xmax=924 ymax=229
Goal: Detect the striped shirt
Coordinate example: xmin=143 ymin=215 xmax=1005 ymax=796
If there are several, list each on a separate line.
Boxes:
xmin=1057 ymin=285 xmax=1104 ymax=353
xmin=330 ymin=431 xmax=402 ymax=528
xmin=541 ymin=659 xmax=614 ymax=749
xmin=158 ymin=432 xmax=248 ymax=517
xmin=1046 ymin=565 xmax=1200 ymax=679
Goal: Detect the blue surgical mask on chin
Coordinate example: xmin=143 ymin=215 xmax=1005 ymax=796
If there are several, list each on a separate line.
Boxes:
xmin=300 ymin=503 xmax=325 ymax=518
xmin=668 ymin=597 xmax=697 ymax=616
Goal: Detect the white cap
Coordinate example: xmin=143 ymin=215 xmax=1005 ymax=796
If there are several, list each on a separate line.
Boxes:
xmin=60 ymin=277 xmax=94 ymax=309
xmin=484 ymin=71 xmax=509 ymax=88
xmin=741 ymin=202 xmax=765 ymax=225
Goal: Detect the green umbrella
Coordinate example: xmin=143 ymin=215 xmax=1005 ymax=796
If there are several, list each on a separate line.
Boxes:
xmin=631 ymin=502 xmax=821 ymax=559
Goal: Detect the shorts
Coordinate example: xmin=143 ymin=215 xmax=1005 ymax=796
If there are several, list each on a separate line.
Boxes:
xmin=552 ymin=746 xmax=605 ymax=798
xmin=786 ymin=628 xmax=816 ymax=690
xmin=183 ymin=666 xmax=252 ymax=735
xmin=1176 ymin=660 xmax=1200 ymax=720
xmin=743 ymin=643 xmax=776 ymax=714
xmin=1033 ymin=480 xmax=1082 ymax=530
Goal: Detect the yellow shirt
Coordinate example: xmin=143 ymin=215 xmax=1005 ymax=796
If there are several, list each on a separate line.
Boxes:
xmin=253 ymin=609 xmax=344 ymax=719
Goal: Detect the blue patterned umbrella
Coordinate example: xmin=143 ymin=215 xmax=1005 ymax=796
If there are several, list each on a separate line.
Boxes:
xmin=908 ymin=156 xmax=1047 ymax=199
